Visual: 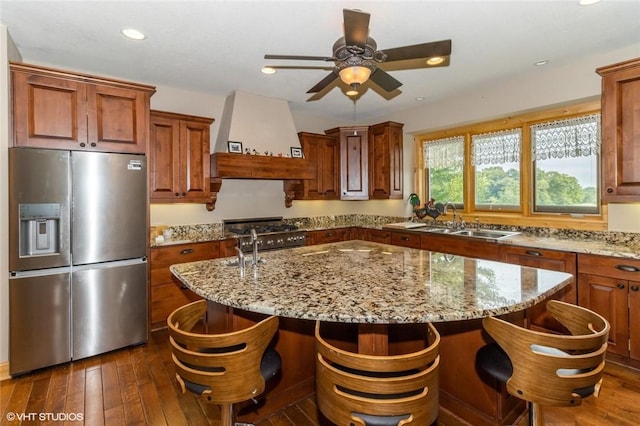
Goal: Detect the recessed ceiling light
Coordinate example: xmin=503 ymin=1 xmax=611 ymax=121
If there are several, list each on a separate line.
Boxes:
xmin=121 ymin=28 xmax=145 ymax=40
xmin=579 ymin=0 xmax=601 ymax=5
xmin=534 ymin=60 xmax=549 ymax=66
xmin=426 ymin=56 xmax=444 ymax=66
xmin=261 ymin=67 xmax=276 ymax=75
xmin=415 ymin=97 xmax=425 ymax=101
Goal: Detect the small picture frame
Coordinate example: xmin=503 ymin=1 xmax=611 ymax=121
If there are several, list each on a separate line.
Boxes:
xmin=227 ymin=141 xmax=243 ymax=153
xmin=290 ymin=147 xmax=303 ymax=158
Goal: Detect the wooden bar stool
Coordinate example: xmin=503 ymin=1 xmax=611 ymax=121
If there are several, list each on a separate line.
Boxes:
xmin=167 ymin=300 xmax=281 ymax=426
xmin=315 ymin=321 xmax=440 ymax=426
xmin=475 ymin=300 xmax=609 ymax=426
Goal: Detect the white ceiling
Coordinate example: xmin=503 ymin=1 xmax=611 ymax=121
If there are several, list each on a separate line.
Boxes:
xmin=1 ymin=0 xmax=639 ymax=122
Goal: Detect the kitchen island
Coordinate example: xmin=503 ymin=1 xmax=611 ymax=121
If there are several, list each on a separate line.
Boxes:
xmin=170 ymin=241 xmax=573 ymax=425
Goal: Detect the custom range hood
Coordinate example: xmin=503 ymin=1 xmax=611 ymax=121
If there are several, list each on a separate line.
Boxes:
xmin=209 ymin=91 xmax=315 ymax=209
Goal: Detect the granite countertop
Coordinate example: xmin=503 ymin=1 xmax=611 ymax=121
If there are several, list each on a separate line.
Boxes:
xmin=154 ymin=220 xmax=640 ymax=260
xmin=170 ymin=240 xmax=572 ymax=324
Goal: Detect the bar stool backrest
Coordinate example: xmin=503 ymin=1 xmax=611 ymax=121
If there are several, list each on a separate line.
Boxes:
xmin=482 ymin=300 xmax=610 ymax=408
xmin=167 ymin=300 xmax=279 ymax=405
xmin=315 ymin=321 xmax=440 ymax=426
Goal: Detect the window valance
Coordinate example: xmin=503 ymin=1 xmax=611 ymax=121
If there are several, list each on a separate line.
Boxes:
xmin=471 ymin=128 xmax=521 ymax=166
xmin=531 ymin=113 xmax=600 ymax=161
xmin=423 ymin=136 xmax=464 ymax=169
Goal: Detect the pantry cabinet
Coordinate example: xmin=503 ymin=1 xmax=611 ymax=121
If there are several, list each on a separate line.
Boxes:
xmin=325 ymin=121 xmax=404 ymax=200
xmin=368 ymin=121 xmax=404 ymax=199
xmin=325 ymin=126 xmax=369 ymax=200
xmin=293 ymin=132 xmax=340 ymax=200
xmin=149 ymin=110 xmax=214 ymax=204
xmin=597 ymin=57 xmax=640 ymax=201
xmin=578 ymin=253 xmax=640 ymax=360
xmin=149 ymin=241 xmax=220 ymax=330
xmin=500 ymin=245 xmax=577 ymax=334
xmin=11 ymin=62 xmax=154 ymax=154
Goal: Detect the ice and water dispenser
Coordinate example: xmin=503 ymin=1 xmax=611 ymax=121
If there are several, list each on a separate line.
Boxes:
xmin=19 ymin=203 xmax=61 ymax=257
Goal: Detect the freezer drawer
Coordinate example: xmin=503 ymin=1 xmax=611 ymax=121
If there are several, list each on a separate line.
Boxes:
xmin=9 ymin=269 xmax=71 ymax=376
xmin=72 ymin=259 xmax=148 ymax=360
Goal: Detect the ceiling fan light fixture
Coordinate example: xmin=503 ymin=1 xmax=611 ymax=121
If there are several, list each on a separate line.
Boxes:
xmin=346 ymin=83 xmax=360 ymax=96
xmin=261 ymin=66 xmax=276 ymax=75
xmin=426 ymin=56 xmax=445 ymax=66
xmin=339 ymin=65 xmax=372 ymax=85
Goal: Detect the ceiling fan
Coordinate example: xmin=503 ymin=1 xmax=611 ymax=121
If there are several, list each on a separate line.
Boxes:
xmin=264 ymin=8 xmax=452 ymax=100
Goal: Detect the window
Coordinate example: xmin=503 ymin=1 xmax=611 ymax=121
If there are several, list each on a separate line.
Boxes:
xmin=423 ymin=136 xmax=464 ymax=206
xmin=414 ymin=100 xmax=604 ymax=229
xmin=471 ymin=129 xmax=521 ymax=211
xmin=531 ymin=113 xmax=600 ymax=214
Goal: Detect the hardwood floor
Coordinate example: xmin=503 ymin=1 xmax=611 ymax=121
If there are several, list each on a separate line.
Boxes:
xmin=2 ymin=328 xmax=640 ymax=426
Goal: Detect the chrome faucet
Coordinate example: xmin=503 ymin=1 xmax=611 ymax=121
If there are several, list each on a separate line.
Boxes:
xmin=250 ymin=228 xmax=259 ymax=266
xmin=443 ymin=202 xmax=459 ymax=229
xmin=234 ymin=244 xmax=245 ymax=275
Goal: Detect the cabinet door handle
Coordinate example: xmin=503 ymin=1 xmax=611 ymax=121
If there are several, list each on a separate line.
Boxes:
xmin=90 ymin=142 xmax=97 ymax=147
xmin=401 ymin=236 xmax=410 ymax=241
xmin=617 ymin=283 xmax=626 ymax=290
xmin=606 ymin=188 xmax=614 ymax=194
xmin=326 ymin=232 xmax=334 ymax=237
xmin=180 ymin=248 xmax=195 ymax=255
xmin=525 ymin=250 xmax=542 ymax=257
xmin=631 ymin=286 xmax=639 ymax=292
xmin=80 ymin=143 xmax=86 ymax=147
xmin=615 ymin=264 xmax=640 ymax=273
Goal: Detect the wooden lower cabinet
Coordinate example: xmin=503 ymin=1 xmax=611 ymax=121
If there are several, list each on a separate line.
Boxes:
xmin=209 ymin=304 xmax=524 ymax=426
xmin=362 ymin=228 xmax=391 ymax=244
xmin=578 ymin=253 xmax=640 ymax=361
xmin=305 ymin=227 xmax=353 ymax=245
xmin=150 ymin=240 xmax=220 ymax=329
xmin=421 ymin=233 xmax=501 ymax=261
xmin=500 ymin=245 xmax=577 ymax=333
xmin=390 ymin=230 xmax=421 ymax=248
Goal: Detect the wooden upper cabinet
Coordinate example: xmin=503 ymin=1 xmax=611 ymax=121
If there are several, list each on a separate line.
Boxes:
xmin=326 ymin=126 xmax=369 ymax=200
xmin=11 ymin=62 xmax=154 ymax=153
xmin=149 ymin=110 xmax=214 ymax=203
xmin=368 ymin=121 xmax=404 ymax=199
xmin=294 ymin=132 xmax=340 ymax=200
xmin=325 ymin=121 xmax=404 ymax=201
xmin=596 ymin=57 xmax=640 ymax=201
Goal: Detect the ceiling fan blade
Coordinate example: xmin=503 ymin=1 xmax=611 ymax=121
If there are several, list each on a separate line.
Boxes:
xmin=307 ymin=71 xmax=339 ymax=93
xmin=306 ymin=79 xmax=339 ymax=101
xmin=265 ymin=65 xmax=334 ymax=71
xmin=369 ymin=68 xmax=402 ymax=92
xmin=343 ymin=9 xmax=370 ymax=50
xmin=382 ymin=39 xmax=452 ymax=62
xmin=366 ymin=79 xmax=402 ymax=101
xmin=264 ymin=54 xmax=336 ymax=61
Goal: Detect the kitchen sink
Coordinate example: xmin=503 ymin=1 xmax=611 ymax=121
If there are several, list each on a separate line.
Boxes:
xmin=410 ymin=226 xmax=457 ymax=234
xmin=451 ymin=229 xmax=520 ymax=240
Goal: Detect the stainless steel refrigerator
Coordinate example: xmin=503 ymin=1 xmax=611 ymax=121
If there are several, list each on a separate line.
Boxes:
xmin=9 ymin=148 xmax=148 ymax=376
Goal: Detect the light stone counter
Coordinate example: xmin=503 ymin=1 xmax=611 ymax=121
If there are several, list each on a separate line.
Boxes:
xmin=170 ymin=240 xmax=572 ymax=324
